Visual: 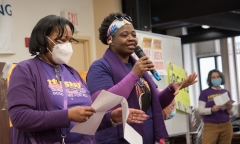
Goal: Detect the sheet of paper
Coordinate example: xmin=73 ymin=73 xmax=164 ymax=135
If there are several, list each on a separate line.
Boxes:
xmin=70 ymin=112 xmax=104 ymax=135
xmin=221 ymin=99 xmax=235 ymax=110
xmin=213 ymin=92 xmax=229 ymax=106
xmin=124 ymin=124 xmax=143 ymax=144
xmin=120 ymin=98 xmax=129 ymax=130
xmin=228 ymin=100 xmax=235 ymax=104
xmin=91 ymin=90 xmax=123 ymax=112
xmin=71 ymin=90 xmax=122 ymax=135
xmin=121 ymin=99 xmax=143 ymax=144
xmin=2 ymin=62 xmax=12 ymax=79
xmin=70 ymin=90 xmax=143 ymax=144
xmin=213 ymin=92 xmax=235 ymax=110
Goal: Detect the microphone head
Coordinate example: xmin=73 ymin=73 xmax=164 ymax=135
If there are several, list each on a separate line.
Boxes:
xmin=134 ymin=46 xmax=146 ymax=58
xmin=134 ymin=46 xmax=142 ymax=53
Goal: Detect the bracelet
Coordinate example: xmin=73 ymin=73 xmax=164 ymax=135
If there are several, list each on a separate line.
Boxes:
xmin=110 ymin=118 xmax=118 ymax=127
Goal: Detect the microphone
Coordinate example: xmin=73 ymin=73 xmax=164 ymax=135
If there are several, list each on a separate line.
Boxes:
xmin=134 ymin=46 xmax=161 ymax=81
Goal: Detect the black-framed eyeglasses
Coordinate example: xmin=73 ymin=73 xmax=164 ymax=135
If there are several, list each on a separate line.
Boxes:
xmin=115 ymin=15 xmax=132 ymax=22
xmin=53 ymin=38 xmax=79 ymax=45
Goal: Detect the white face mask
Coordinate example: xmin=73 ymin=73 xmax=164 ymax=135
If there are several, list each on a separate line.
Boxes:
xmin=47 ymin=37 xmax=73 ymax=64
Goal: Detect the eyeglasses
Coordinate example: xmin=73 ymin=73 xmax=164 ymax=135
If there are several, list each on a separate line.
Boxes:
xmin=48 ymin=36 xmax=79 ymax=45
xmin=55 ymin=38 xmax=79 ymax=45
xmin=115 ymin=15 xmax=132 ymax=22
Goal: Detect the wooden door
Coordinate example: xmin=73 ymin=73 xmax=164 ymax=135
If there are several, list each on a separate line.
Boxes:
xmin=68 ymin=36 xmax=92 ymax=72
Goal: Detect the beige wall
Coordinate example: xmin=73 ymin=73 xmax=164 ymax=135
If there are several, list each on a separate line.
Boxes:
xmin=93 ymin=0 xmax=122 ymax=59
xmin=1 ymin=0 xmax=123 ymax=63
xmin=0 ymin=0 xmax=96 ymax=63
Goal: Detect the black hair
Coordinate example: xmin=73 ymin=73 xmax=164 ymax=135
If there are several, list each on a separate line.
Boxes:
xmin=98 ymin=12 xmax=126 ymax=45
xmin=207 ymin=69 xmax=225 ymax=87
xmin=29 ymin=15 xmax=78 ymax=56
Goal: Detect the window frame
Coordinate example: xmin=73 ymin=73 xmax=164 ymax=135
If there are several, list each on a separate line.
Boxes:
xmin=197 ymin=55 xmax=221 ymax=91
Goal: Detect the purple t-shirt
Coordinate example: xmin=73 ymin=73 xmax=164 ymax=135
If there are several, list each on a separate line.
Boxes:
xmin=199 ymin=87 xmax=231 ymax=123
xmin=41 ymin=61 xmax=93 ymax=144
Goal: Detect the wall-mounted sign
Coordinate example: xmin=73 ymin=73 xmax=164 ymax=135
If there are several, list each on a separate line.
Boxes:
xmin=0 ymin=0 xmax=15 ymax=54
xmin=60 ymin=11 xmax=78 ymax=25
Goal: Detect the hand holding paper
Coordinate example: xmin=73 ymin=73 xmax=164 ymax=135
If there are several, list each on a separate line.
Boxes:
xmin=211 ymin=105 xmax=221 ymax=112
xmin=70 ymin=90 xmax=144 ymax=144
xmin=225 ymin=101 xmax=234 ymax=110
xmin=213 ymin=92 xmax=235 ymax=110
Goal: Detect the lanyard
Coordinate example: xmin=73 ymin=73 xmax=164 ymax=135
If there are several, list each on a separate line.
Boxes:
xmin=137 ymin=77 xmax=144 ymax=87
xmin=137 ymin=77 xmax=147 ymax=93
xmin=27 ymin=65 xmax=67 ymax=144
xmin=54 ymin=66 xmax=67 ymax=144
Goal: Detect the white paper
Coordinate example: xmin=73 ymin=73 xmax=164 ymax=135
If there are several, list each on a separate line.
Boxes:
xmin=120 ymin=98 xmax=143 ymax=144
xmin=2 ymin=62 xmax=12 ymax=79
xmin=213 ymin=92 xmax=235 ymax=110
xmin=91 ymin=91 xmax=123 ymax=112
xmin=70 ymin=90 xmax=143 ymax=144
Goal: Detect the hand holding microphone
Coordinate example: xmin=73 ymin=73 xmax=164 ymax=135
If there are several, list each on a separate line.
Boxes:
xmin=132 ymin=56 xmax=155 ymax=77
xmin=133 ymin=46 xmax=161 ymax=81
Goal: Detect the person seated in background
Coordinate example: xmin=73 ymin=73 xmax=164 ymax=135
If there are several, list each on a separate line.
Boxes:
xmin=198 ymin=69 xmax=234 ymax=144
xmin=7 ymin=14 xmax=148 ymax=144
xmin=86 ymin=12 xmax=198 ymax=144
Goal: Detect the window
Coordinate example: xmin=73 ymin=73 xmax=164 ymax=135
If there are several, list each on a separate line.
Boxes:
xmin=235 ymin=37 xmax=240 ymax=92
xmin=198 ymin=56 xmax=222 ymax=91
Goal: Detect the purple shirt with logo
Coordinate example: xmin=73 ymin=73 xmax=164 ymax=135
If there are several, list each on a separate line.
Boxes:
xmin=7 ymin=57 xmax=113 ymax=144
xmin=199 ymin=87 xmax=231 ymax=123
xmin=41 ymin=61 xmax=93 ymax=143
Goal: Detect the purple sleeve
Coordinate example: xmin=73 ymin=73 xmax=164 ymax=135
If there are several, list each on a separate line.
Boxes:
xmin=157 ymin=83 xmax=175 ymax=109
xmin=98 ymin=111 xmax=113 ymax=130
xmin=91 ymin=71 xmax=139 ymax=101
xmin=7 ymin=65 xmax=69 ymax=132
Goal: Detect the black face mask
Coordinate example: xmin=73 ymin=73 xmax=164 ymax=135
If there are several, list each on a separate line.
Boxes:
xmin=137 ymin=79 xmax=151 ymax=112
xmin=140 ymin=93 xmax=151 ymax=112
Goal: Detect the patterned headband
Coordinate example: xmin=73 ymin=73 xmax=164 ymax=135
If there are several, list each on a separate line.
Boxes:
xmin=107 ymin=15 xmax=132 ymax=37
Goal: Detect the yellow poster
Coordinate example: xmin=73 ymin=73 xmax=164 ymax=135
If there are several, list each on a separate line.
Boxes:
xmin=168 ymin=63 xmax=190 ymax=113
xmin=142 ymin=37 xmax=152 ymax=49
xmin=153 ymin=39 xmax=162 ymax=50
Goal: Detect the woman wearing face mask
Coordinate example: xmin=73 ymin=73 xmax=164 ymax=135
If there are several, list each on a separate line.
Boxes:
xmin=7 ymin=15 xmax=148 ymax=144
xmin=197 ymin=69 xmax=234 ymax=144
xmin=162 ymin=100 xmax=176 ymax=120
xmin=86 ymin=12 xmax=198 ymax=144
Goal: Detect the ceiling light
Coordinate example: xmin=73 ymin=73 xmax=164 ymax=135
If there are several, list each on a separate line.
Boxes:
xmin=202 ymin=25 xmax=210 ymax=29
